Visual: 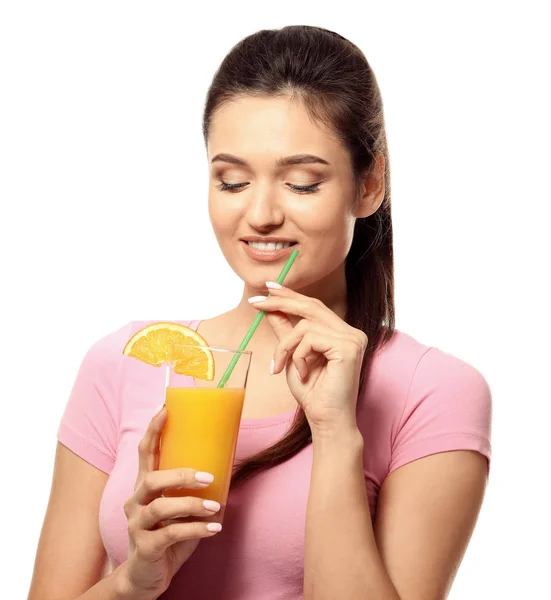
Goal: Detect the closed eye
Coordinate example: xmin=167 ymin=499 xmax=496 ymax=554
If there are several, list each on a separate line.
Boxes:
xmin=216 ymin=181 xmax=322 ymax=194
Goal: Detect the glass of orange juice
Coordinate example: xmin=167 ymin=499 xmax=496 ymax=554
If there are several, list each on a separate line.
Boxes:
xmin=159 ymin=342 xmax=252 ymax=524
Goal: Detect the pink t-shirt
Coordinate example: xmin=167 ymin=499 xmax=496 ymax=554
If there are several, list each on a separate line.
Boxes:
xmin=57 ymin=320 xmax=492 ymax=599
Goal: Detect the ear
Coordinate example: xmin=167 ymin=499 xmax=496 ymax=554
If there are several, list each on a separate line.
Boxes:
xmin=354 ymin=152 xmax=385 ymax=218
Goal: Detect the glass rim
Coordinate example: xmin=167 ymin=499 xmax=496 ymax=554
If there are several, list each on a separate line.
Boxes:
xmin=169 ymin=341 xmax=252 ymax=356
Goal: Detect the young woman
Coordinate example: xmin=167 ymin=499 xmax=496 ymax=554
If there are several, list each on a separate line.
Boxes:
xmin=28 ymin=25 xmax=492 ymax=600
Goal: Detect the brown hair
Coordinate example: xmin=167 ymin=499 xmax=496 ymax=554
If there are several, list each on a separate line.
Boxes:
xmin=202 ymin=25 xmax=395 ymax=488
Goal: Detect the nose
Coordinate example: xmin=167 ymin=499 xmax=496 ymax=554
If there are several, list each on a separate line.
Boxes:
xmin=245 ymin=187 xmax=285 ymax=231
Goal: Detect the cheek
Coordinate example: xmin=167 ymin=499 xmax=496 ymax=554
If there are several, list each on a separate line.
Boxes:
xmin=299 ymin=204 xmax=355 ymax=245
xmin=208 ymin=197 xmax=236 ymax=243
xmin=300 ymin=211 xmax=356 ymax=268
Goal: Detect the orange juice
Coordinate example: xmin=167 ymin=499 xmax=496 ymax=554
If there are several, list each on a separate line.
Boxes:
xmin=159 ymin=387 xmax=245 ymax=508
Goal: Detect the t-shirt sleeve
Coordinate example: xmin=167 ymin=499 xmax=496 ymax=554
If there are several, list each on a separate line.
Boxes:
xmin=57 ymin=334 xmax=121 ymax=475
xmin=389 ymin=347 xmax=492 ymax=475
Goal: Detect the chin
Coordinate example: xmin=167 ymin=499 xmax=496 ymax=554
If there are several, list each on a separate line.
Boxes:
xmin=230 ymin=258 xmax=292 ymax=289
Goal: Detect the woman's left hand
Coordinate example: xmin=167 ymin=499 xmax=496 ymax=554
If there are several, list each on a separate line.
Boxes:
xmin=248 ymin=283 xmax=368 ymax=435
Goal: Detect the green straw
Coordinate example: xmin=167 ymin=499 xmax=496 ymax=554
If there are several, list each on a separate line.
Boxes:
xmin=217 ymin=248 xmax=299 ymax=388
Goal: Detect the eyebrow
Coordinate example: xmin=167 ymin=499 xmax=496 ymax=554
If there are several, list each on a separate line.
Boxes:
xmin=210 ymin=153 xmax=331 ymax=167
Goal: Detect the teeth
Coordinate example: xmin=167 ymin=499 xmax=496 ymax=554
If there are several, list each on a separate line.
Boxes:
xmin=248 ymin=241 xmax=293 ymax=251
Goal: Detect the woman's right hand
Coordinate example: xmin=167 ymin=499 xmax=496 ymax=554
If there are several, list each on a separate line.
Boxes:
xmin=120 ymin=405 xmax=222 ymax=599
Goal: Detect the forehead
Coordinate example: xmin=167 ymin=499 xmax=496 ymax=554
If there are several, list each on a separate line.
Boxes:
xmin=207 ymin=95 xmax=345 ymax=162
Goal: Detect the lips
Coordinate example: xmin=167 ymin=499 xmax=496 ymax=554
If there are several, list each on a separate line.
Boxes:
xmin=240 ymin=240 xmax=298 ymax=263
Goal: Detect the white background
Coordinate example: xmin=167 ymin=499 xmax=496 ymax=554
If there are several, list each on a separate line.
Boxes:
xmin=1 ymin=1 xmax=549 ymax=598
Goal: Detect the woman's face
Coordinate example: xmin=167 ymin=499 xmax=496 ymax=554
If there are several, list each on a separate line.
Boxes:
xmin=207 ymin=95 xmax=375 ymax=292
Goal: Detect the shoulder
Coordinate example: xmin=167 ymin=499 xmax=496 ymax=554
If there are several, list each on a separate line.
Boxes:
xmin=360 ymin=328 xmax=492 ymax=445
xmin=400 ymin=338 xmax=493 ymax=436
xmin=358 ymin=329 xmax=492 ymax=477
xmin=383 ymin=329 xmax=491 ymax=406
xmin=371 ymin=328 xmax=433 ymax=372
xmin=366 ymin=328 xmax=491 ymax=404
xmin=361 ymin=329 xmax=434 ymax=410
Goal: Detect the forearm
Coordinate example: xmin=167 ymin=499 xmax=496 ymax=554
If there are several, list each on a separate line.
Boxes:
xmin=304 ymin=425 xmax=400 ymax=600
xmin=74 ymin=561 xmax=155 ymax=600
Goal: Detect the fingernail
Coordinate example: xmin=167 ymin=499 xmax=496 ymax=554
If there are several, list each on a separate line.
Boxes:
xmin=155 ymin=404 xmax=165 ymax=415
xmin=207 ymin=522 xmax=222 ymax=532
xmin=203 ymin=500 xmax=221 ymax=512
xmin=270 ymin=359 xmax=274 ymax=375
xmin=295 ymin=367 xmax=303 ymax=382
xmin=266 ymin=281 xmax=282 ymax=289
xmin=195 ymin=471 xmax=215 ymax=484
xmin=248 ymin=296 xmax=268 ymax=303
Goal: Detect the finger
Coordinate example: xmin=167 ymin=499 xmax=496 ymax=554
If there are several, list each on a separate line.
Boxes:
xmin=291 ymin=331 xmax=346 ymax=380
xmin=137 ymin=405 xmax=167 ymax=476
xmin=137 ymin=521 xmax=222 ymax=560
xmin=135 ymin=469 xmax=214 ymax=506
xmin=140 ymin=496 xmax=221 ymax=530
xmin=271 ymin=320 xmax=333 ymax=374
xmin=248 ymin=289 xmax=345 ymax=330
xmin=261 ymin=285 xmax=369 ymax=350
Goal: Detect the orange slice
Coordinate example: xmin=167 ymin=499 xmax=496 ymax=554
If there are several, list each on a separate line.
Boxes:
xmin=122 ymin=322 xmax=215 ymax=381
